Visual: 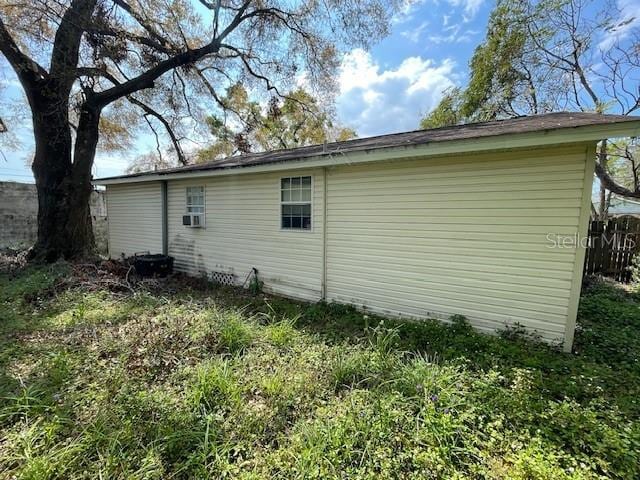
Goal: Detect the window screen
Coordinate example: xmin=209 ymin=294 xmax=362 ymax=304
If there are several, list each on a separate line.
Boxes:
xmin=281 ymin=176 xmax=311 ymax=230
xmin=186 ymin=186 xmax=205 ymax=214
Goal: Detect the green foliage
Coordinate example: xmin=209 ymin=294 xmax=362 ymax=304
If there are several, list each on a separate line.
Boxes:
xmin=217 ymin=313 xmax=254 ymax=354
xmin=248 ymin=274 xmax=263 ymax=296
xmin=460 ymin=0 xmax=528 ymax=120
xmin=421 ymin=0 xmax=530 ymax=128
xmin=421 ymin=0 xmax=638 ymax=129
xmin=188 ymin=359 xmax=241 ymax=412
xmin=2 ymin=268 xmax=640 ymax=478
xmin=264 ymin=317 xmax=298 ymax=348
xmin=198 ymin=85 xmax=356 ymax=161
xmin=419 ymin=88 xmax=464 ymax=129
xmin=631 ymin=253 xmax=640 ymax=287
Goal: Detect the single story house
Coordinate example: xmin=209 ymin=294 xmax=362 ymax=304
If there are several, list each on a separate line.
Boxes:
xmin=94 ymin=112 xmax=640 ymax=352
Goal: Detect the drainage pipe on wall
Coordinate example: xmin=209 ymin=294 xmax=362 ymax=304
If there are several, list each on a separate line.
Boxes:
xmin=321 ymin=167 xmax=328 ymax=300
xmin=161 ymin=180 xmax=168 ymax=255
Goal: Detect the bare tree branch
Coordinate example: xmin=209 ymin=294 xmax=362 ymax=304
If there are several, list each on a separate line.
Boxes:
xmin=49 ymin=0 xmax=97 ymax=90
xmin=112 ymin=0 xmax=173 ymax=52
xmin=76 ymin=66 xmax=187 ymax=165
xmin=128 ymin=96 xmax=187 ymax=165
xmin=595 ymin=160 xmax=640 ymax=198
xmin=0 ymin=16 xmax=48 ymax=89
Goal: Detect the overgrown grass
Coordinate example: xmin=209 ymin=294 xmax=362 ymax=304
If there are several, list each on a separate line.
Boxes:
xmin=1 ymin=265 xmax=639 ymax=479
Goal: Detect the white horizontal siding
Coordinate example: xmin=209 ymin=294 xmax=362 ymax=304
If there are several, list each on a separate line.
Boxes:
xmin=103 ymin=143 xmax=592 ymax=346
xmin=106 ymin=182 xmax=162 ymax=258
xmin=325 ymin=145 xmax=590 ymax=344
xmin=167 ymin=169 xmax=323 ymax=301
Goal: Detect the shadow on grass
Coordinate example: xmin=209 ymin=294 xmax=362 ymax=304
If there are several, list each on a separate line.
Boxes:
xmin=1 ymin=265 xmax=639 ymax=478
xmin=232 ymin=280 xmax=640 ymax=417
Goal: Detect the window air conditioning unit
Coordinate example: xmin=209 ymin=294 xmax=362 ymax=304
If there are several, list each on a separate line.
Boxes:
xmin=182 ymin=213 xmax=204 ymax=228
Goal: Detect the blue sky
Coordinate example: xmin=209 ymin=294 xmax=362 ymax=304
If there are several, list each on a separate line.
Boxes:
xmin=2 ymin=0 xmax=639 ymax=183
xmin=336 ymin=0 xmax=488 ymax=137
xmin=0 ymin=0 xmax=491 ymax=183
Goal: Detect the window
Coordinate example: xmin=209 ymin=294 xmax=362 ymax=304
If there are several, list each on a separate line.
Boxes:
xmin=186 ymin=186 xmax=205 ymax=214
xmin=281 ymin=176 xmax=312 ymax=230
xmin=184 ymin=186 xmax=206 ymax=227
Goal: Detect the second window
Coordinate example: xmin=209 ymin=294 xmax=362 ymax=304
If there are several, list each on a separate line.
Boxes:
xmin=281 ymin=176 xmax=312 ymax=230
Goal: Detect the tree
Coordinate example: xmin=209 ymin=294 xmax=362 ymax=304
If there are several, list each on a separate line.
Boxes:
xmin=126 ymin=151 xmax=177 ymax=174
xmin=197 ymin=85 xmax=356 ymax=161
xmin=0 ymin=0 xmax=396 ymax=261
xmin=421 ymin=0 xmax=640 ymax=215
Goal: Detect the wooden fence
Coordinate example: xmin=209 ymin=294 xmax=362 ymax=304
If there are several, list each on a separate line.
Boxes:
xmin=584 ymin=217 xmax=640 ymax=282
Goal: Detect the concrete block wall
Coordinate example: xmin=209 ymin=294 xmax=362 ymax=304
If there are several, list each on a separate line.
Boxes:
xmin=0 ymin=181 xmax=108 ymax=252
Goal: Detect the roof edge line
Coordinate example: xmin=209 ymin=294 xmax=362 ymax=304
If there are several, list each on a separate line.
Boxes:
xmin=93 ymin=120 xmax=640 ymax=185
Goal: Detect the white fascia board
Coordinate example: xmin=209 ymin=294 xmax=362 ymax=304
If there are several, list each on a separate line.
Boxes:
xmin=93 ymin=121 xmax=640 ymax=185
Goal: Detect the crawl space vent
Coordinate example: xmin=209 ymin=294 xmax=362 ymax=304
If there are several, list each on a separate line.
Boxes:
xmin=210 ymin=271 xmax=236 ymax=286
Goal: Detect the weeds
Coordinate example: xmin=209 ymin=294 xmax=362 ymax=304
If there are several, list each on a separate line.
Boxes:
xmin=188 ymin=359 xmax=241 ymax=412
xmin=217 ymin=313 xmax=254 ymax=353
xmin=264 ymin=317 xmax=298 ymax=348
xmin=1 ymin=266 xmax=639 ymax=479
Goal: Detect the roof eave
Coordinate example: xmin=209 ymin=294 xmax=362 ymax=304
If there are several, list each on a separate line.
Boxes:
xmin=93 ymin=120 xmax=640 ymax=185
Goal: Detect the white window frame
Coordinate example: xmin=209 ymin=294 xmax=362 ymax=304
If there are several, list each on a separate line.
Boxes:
xmin=280 ymin=175 xmax=313 ymax=232
xmin=185 ymin=185 xmax=206 ymax=227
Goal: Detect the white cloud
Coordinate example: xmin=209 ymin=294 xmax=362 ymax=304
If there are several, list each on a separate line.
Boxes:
xmin=395 ymin=0 xmax=484 ymax=24
xmin=447 ymin=0 xmax=485 ymax=17
xmin=392 ymin=0 xmax=429 ymax=24
xmin=336 ymin=49 xmax=457 ymax=137
xmin=401 ymin=21 xmax=429 ymax=43
xmin=598 ymin=0 xmax=640 ymax=49
xmin=428 ymin=24 xmax=479 ymax=44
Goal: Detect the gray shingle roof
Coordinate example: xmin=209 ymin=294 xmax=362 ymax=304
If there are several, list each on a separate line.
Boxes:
xmin=96 ymin=112 xmax=639 ymax=181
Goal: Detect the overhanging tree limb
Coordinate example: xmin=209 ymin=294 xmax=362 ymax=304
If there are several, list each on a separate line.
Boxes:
xmin=112 ymin=0 xmax=173 ymax=51
xmin=0 ymin=16 xmax=48 ymax=89
xmin=76 ymin=66 xmax=187 ymax=165
xmin=90 ymin=40 xmax=220 ymax=107
xmin=88 ymin=26 xmax=173 ymax=54
xmin=595 ymin=158 xmax=640 ymax=198
xmin=0 ymin=0 xmax=395 ymax=261
xmin=91 ymin=1 xmax=253 ymax=108
xmin=49 ymin=0 xmax=98 ymax=89
xmin=127 ymin=96 xmax=187 ymax=165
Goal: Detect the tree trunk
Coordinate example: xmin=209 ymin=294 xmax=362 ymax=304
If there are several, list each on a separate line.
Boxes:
xmin=598 ymin=140 xmax=609 ymax=221
xmin=599 ymin=183 xmax=608 ymax=220
xmin=29 ymin=96 xmax=97 ymax=262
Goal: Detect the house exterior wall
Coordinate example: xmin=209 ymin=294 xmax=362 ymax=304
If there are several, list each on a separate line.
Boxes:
xmin=166 ymin=169 xmax=325 ymax=301
xmin=105 ymin=144 xmax=594 ymax=347
xmin=324 ymin=144 xmax=593 ymax=345
xmin=106 ymin=181 xmax=163 ymax=257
